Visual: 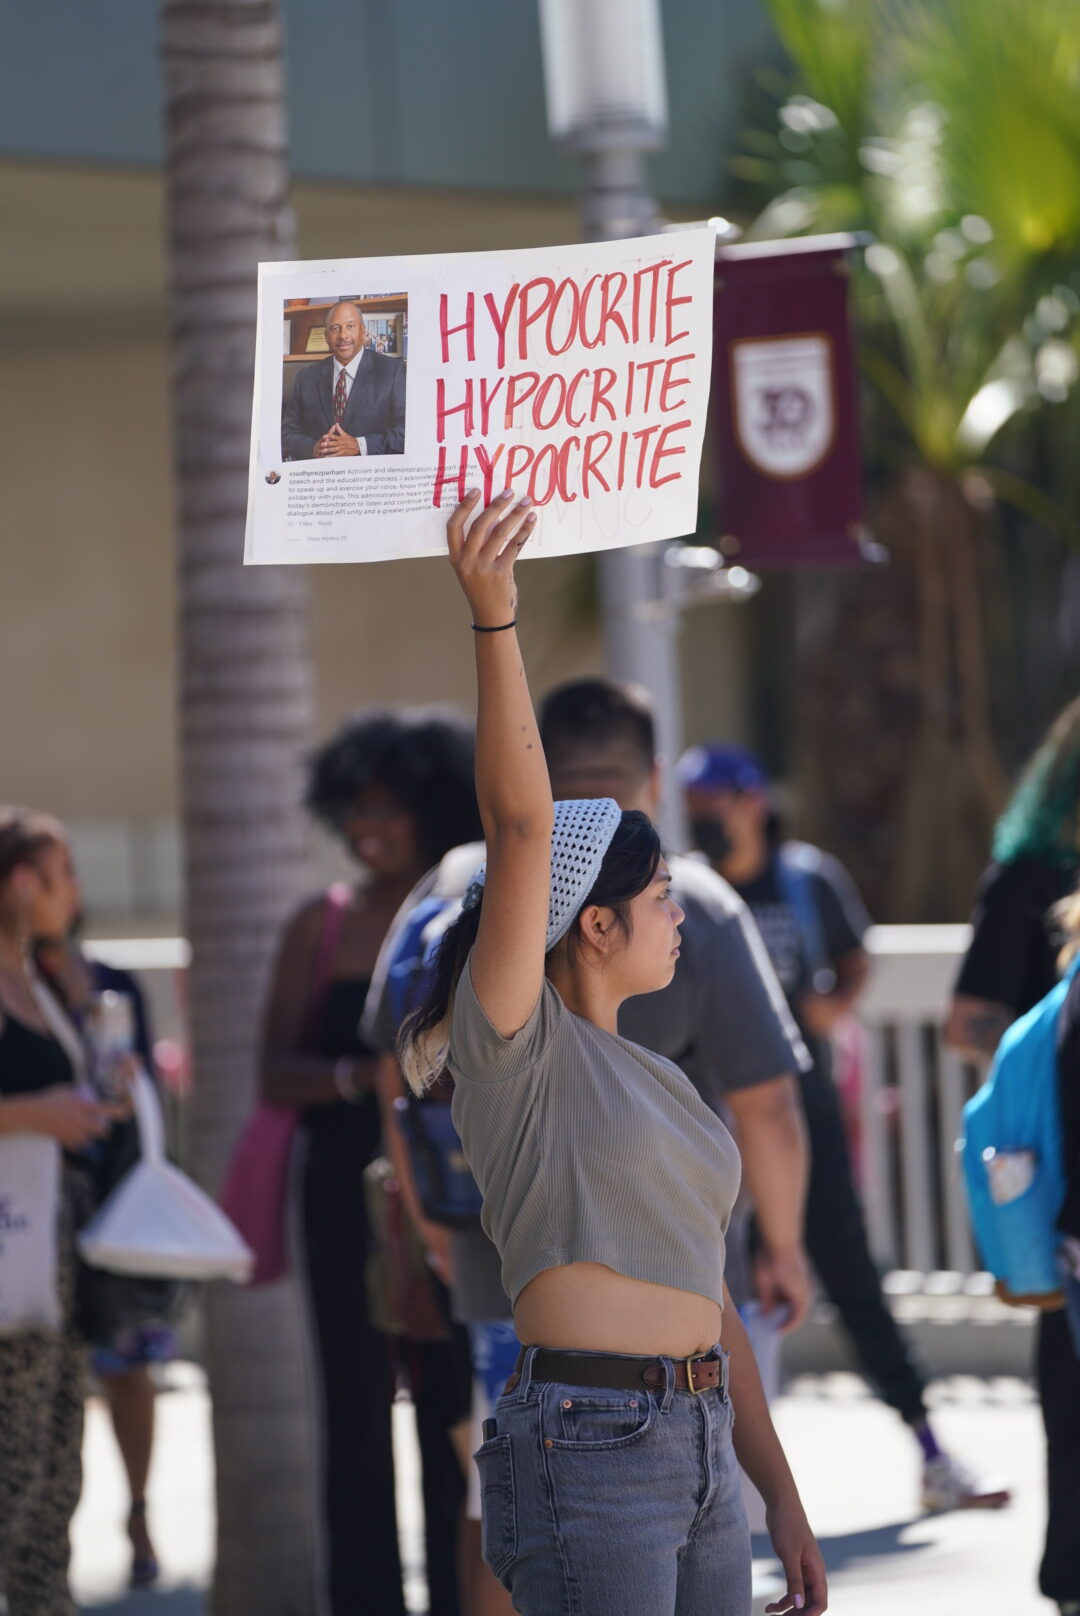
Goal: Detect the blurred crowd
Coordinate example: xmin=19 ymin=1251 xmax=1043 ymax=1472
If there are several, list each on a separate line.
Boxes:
xmin=4 ymin=680 xmax=1080 ymax=1615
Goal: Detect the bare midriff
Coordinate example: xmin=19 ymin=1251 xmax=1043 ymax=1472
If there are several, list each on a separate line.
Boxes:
xmin=514 ymin=1263 xmax=724 ymax=1359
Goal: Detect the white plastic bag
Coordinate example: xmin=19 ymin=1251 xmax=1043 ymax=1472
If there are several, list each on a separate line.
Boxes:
xmin=78 ymin=1072 xmax=253 ymax=1283
xmin=0 ymin=1133 xmax=62 ymax=1333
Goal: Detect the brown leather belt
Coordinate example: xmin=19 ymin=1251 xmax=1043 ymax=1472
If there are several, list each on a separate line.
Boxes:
xmin=504 ymin=1345 xmax=728 ymax=1397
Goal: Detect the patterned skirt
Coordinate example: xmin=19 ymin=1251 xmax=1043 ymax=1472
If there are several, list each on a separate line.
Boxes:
xmin=0 ymin=1162 xmax=92 ymax=1616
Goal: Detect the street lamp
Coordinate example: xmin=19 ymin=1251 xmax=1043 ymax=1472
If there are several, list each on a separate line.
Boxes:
xmin=538 ymin=0 xmax=667 ymax=237
xmin=538 ymin=0 xmax=687 ymax=846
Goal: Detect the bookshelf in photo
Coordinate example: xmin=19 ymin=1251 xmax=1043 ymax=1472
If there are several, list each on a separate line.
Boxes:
xmin=283 ymin=295 xmax=408 ymax=363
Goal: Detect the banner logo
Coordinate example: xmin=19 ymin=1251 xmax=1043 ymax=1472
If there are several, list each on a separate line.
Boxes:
xmin=730 ymin=334 xmax=836 ymax=480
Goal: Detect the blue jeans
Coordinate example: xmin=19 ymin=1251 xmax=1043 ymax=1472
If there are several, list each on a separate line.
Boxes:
xmin=474 ymin=1346 xmax=751 ymax=1616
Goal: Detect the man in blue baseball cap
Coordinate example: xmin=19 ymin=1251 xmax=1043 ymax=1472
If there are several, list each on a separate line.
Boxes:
xmin=678 ymin=741 xmax=1011 ymax=1514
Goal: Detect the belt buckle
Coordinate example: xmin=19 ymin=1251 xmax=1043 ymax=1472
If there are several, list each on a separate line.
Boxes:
xmin=685 ymin=1355 xmax=705 ymax=1395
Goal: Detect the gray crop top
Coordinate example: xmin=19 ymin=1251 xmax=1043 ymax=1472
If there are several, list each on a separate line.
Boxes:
xmin=448 ymin=956 xmax=742 ymax=1310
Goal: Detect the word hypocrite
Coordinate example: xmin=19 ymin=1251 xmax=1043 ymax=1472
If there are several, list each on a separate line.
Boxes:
xmin=431 ymin=257 xmax=697 ymax=508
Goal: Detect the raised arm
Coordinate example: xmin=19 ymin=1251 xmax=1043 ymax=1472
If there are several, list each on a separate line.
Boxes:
xmin=447 ymin=490 xmax=550 ymax=1037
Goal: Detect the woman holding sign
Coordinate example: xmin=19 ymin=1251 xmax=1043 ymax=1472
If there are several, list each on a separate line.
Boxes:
xmin=400 ymin=492 xmax=827 ymax=1616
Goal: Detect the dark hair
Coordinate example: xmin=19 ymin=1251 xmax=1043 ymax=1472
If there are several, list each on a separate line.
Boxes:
xmin=993 ymin=695 xmax=1080 ymax=867
xmin=0 ymin=807 xmax=65 ymax=888
xmin=399 ymin=808 xmax=661 ymax=1090
xmin=304 ymin=708 xmax=481 ymax=870
xmin=538 ymin=679 xmax=656 ymax=775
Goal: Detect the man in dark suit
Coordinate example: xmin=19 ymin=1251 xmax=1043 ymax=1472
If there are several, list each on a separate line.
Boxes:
xmin=282 ymin=300 xmax=406 ymax=459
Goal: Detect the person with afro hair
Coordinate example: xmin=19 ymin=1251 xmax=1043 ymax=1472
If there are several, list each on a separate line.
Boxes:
xmin=259 ymin=708 xmax=481 ymax=1616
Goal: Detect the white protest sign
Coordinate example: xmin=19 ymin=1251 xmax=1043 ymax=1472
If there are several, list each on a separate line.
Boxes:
xmin=244 ymin=228 xmax=715 ymax=565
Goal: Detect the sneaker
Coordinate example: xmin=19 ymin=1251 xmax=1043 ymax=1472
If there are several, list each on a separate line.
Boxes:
xmin=921 ymin=1453 xmax=1011 ymax=1513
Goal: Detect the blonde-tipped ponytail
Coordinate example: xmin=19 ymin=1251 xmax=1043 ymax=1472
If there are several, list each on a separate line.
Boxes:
xmin=399 ymin=1008 xmax=452 ymax=1095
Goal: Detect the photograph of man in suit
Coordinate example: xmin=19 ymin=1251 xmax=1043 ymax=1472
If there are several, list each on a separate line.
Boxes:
xmin=282 ymin=300 xmax=407 ymax=459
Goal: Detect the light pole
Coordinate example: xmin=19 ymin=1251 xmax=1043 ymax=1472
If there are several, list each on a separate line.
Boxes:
xmin=538 ymin=0 xmax=688 ymax=847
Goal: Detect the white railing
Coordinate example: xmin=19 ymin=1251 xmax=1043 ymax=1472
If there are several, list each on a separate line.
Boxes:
xmin=89 ymin=924 xmax=983 ymax=1273
xmin=855 ymin=924 xmax=977 ymax=1275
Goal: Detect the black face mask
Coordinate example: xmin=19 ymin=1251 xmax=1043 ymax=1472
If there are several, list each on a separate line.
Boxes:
xmin=689 ymin=817 xmax=733 ymax=865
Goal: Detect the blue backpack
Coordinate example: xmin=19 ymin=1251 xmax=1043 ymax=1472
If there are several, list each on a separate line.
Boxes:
xmin=384 ymin=896 xmax=451 ymax=1029
xmin=960 ymin=959 xmax=1078 ymax=1302
xmin=386 ymin=895 xmax=485 ymax=1230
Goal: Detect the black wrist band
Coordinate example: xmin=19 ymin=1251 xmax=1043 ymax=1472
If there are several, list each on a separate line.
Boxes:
xmin=471 ymin=619 xmax=518 ymax=632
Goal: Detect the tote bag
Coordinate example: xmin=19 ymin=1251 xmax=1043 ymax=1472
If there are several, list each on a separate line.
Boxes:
xmin=0 ymin=979 xmax=85 ymax=1335
xmin=0 ymin=1132 xmax=62 ymax=1333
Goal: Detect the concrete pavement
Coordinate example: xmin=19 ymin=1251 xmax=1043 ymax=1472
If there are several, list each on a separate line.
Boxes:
xmin=72 ymin=1363 xmax=1056 ymax=1615
xmin=73 ymin=1363 xmax=212 ymax=1616
xmin=762 ymin=1371 xmax=1051 ymax=1615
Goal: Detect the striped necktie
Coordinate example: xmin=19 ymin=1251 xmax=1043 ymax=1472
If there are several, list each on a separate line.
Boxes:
xmin=333 ymin=365 xmax=349 ymax=424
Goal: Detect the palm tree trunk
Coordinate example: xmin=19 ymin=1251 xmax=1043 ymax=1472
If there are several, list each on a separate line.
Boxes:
xmin=795 ymin=466 xmax=1007 ymax=921
xmin=888 ymin=468 xmax=960 ymax=918
xmin=887 ymin=469 xmax=1005 ymax=918
xmin=948 ymin=481 xmax=1008 ymax=812
xmin=161 ymin=4 xmax=317 ymax=1610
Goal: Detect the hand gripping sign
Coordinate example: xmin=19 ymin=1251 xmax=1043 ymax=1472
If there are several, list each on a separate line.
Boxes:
xmin=245 ymin=228 xmax=715 ymax=565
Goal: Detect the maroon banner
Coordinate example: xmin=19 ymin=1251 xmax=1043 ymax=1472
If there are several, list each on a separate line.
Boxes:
xmin=713 ymin=238 xmax=865 ymax=568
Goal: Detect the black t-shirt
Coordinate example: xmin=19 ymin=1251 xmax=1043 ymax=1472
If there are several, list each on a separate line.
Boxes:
xmin=1055 ymin=971 xmax=1080 ymax=1239
xmin=953 ymin=857 xmax=1077 ymax=1016
xmin=732 ymin=842 xmax=870 ymax=1073
xmin=302 ymin=976 xmax=382 ymax=1167
xmin=0 ymin=1012 xmax=74 ymax=1097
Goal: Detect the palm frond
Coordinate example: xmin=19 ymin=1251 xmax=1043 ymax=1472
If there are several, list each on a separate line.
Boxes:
xmin=742 ymin=0 xmax=1080 ymax=478
xmin=859 ymin=343 xmax=920 ymax=440
xmin=763 ymin=0 xmax=880 ymax=146
xmin=907 ymin=0 xmax=1080 ymax=279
